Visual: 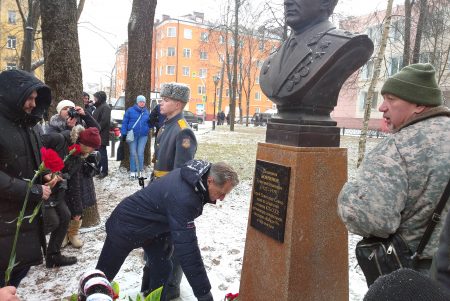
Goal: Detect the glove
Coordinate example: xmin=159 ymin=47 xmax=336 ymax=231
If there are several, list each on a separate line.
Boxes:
xmin=121 ymin=135 xmax=127 ymax=142
xmin=197 ymin=291 xmax=213 ymax=301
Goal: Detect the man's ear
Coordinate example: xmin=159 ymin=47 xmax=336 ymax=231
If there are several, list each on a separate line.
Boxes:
xmin=414 ymin=104 xmax=427 ymax=114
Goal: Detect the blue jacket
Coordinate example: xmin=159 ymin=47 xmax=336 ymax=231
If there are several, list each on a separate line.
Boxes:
xmin=105 ymin=160 xmax=213 ymax=297
xmin=121 ymin=105 xmax=150 ymax=138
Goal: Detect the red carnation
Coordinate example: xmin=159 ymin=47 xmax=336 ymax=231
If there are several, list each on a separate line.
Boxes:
xmin=68 ymin=144 xmax=82 ymax=156
xmin=40 ymin=147 xmax=64 ymax=172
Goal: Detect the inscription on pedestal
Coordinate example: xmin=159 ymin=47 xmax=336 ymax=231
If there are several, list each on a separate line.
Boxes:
xmin=250 ymin=160 xmax=291 ymax=242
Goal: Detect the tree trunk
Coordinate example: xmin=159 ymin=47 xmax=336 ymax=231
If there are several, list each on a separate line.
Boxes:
xmin=120 ymin=0 xmax=157 ymax=171
xmin=17 ymin=0 xmax=41 ymax=72
xmin=412 ymin=0 xmax=428 ymax=63
xmin=81 ymin=204 xmax=100 ymax=228
xmin=402 ymin=0 xmax=413 ymax=66
xmin=357 ymin=0 xmax=394 ymax=167
xmin=229 ymin=0 xmax=240 ymax=131
xmin=40 ymin=0 xmax=83 ymax=112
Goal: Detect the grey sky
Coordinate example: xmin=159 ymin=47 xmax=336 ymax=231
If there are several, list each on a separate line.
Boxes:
xmin=78 ymin=0 xmax=403 ymax=87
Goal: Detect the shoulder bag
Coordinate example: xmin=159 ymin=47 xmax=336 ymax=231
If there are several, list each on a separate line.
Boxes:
xmin=126 ymin=112 xmax=144 ymax=143
xmin=356 ymin=178 xmax=450 ymax=286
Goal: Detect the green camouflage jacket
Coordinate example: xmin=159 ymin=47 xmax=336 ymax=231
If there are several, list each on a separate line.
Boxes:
xmin=338 ymin=106 xmax=450 ymax=258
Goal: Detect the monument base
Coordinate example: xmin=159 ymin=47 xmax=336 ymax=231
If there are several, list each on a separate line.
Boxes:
xmin=266 ymin=122 xmax=340 ymax=147
xmin=239 ymin=143 xmax=348 ymax=301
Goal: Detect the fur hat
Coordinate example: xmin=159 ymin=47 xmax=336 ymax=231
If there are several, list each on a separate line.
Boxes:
xmin=381 ymin=63 xmax=442 ymax=106
xmin=136 ymin=95 xmax=146 ymax=103
xmin=160 ymin=82 xmax=190 ymax=103
xmin=79 ymin=127 xmax=101 ymax=149
xmin=56 ymin=100 xmax=75 ymax=114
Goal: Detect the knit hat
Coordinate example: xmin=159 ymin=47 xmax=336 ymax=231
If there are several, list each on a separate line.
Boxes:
xmin=56 ymin=99 xmax=75 ymax=114
xmin=160 ymin=83 xmax=190 ymax=103
xmin=79 ymin=127 xmax=101 ymax=149
xmin=364 ymin=268 xmax=450 ymax=301
xmin=381 ymin=63 xmax=442 ymax=106
xmin=136 ymin=95 xmax=146 ymax=103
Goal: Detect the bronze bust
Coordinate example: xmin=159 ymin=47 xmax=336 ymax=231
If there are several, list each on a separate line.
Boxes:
xmin=260 ymin=0 xmax=374 ymax=125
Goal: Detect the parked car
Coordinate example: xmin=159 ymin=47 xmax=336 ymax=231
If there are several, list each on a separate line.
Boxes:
xmin=110 ymin=96 xmax=125 ymax=128
xmin=183 ymin=110 xmax=199 ymax=131
xmin=235 ymin=116 xmax=253 ymax=125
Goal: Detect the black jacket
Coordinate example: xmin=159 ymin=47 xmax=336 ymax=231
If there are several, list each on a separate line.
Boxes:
xmin=93 ymin=99 xmax=111 ymax=146
xmin=0 ymin=69 xmax=51 ymax=271
xmin=106 ymin=160 xmax=213 ymax=297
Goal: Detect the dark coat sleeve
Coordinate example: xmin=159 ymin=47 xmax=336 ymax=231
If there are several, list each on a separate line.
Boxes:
xmin=81 ymin=111 xmax=100 ymax=129
xmin=174 ymin=129 xmax=197 ymax=169
xmin=64 ymin=157 xmax=83 ymax=217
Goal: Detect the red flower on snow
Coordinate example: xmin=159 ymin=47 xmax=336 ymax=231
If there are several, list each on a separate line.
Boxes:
xmin=225 ymin=292 xmax=239 ymax=300
xmin=68 ymin=144 xmax=82 ymax=156
xmin=40 ymin=147 xmax=64 ymax=172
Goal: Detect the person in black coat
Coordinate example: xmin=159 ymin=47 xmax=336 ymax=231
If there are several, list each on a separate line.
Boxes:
xmin=42 ymin=100 xmax=100 ymax=249
xmin=96 ymin=160 xmax=239 ymax=301
xmin=0 ymin=69 xmax=53 ymax=287
xmin=92 ymin=91 xmax=111 ymax=178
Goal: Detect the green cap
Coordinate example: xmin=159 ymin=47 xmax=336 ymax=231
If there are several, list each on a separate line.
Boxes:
xmin=381 ymin=63 xmax=442 ymax=106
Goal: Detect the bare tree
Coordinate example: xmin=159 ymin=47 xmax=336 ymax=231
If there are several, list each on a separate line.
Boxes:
xmin=412 ymin=0 xmax=428 ymax=62
xmin=402 ymin=0 xmax=415 ymax=66
xmin=120 ymin=0 xmax=157 ymax=170
xmin=40 ymin=0 xmax=83 ymax=111
xmin=357 ymin=0 xmax=395 ymax=167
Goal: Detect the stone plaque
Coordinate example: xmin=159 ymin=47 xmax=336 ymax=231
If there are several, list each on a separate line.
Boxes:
xmin=250 ymin=160 xmax=291 ymax=242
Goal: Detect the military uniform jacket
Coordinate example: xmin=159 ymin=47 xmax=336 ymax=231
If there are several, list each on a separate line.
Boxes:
xmin=338 ymin=107 xmax=450 ymax=258
xmin=260 ymin=20 xmax=373 ymax=110
xmin=154 ymin=112 xmax=197 ymax=176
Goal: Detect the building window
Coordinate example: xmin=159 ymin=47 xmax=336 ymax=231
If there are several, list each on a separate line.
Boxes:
xmin=8 ymin=11 xmax=16 ymax=24
xmin=167 ymin=47 xmax=176 ymax=57
xmin=160 ymin=49 xmax=164 ymax=57
xmin=219 ymin=35 xmax=225 ymax=44
xmin=359 ymin=91 xmax=379 ymax=111
xmin=389 ymin=56 xmax=403 ymax=75
xmin=182 ymin=67 xmax=190 ymax=76
xmin=389 ymin=19 xmax=404 ymax=42
xmin=167 ymin=27 xmax=176 ymax=37
xmin=255 ymin=91 xmax=262 ymax=101
xmin=183 ymin=48 xmax=191 ymax=58
xmin=199 ymin=68 xmax=207 ymax=78
xmin=199 ymin=51 xmax=208 ymax=60
xmin=166 ymin=65 xmax=176 ymax=75
xmin=367 ymin=25 xmax=382 ymax=45
xmin=6 ymin=62 xmax=17 ymax=70
xmin=255 ymin=107 xmax=260 ymax=113
xmin=184 ymin=29 xmax=192 ymax=39
xmin=361 ymin=59 xmax=374 ymax=80
xmin=258 ymin=41 xmax=265 ymax=51
xmin=198 ymin=85 xmax=206 ymax=95
xmin=255 ymin=76 xmax=260 ymax=84
xmin=7 ymin=36 xmax=16 ymax=49
xmin=200 ymin=32 xmax=209 ymax=42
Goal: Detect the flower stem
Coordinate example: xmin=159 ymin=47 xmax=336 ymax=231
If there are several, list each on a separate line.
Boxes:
xmin=4 ymin=167 xmax=42 ymax=285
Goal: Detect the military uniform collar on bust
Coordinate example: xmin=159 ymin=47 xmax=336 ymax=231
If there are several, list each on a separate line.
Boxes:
xmin=290 ymin=20 xmax=336 ymax=47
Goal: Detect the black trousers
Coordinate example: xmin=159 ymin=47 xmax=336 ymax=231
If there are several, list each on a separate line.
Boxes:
xmin=96 ymin=233 xmax=173 ymax=300
xmin=0 ymin=266 xmax=30 ymax=287
xmin=43 ymin=200 xmax=71 ymax=255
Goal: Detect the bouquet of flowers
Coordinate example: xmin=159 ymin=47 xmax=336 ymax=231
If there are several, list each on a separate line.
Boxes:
xmin=224 ymin=292 xmax=239 ymax=301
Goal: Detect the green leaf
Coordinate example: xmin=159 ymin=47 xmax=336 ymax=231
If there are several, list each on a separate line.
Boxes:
xmin=111 ymin=280 xmax=120 ymax=297
xmin=135 ymin=293 xmax=142 ymax=301
xmin=144 ymin=286 xmax=163 ymax=301
xmin=70 ymin=293 xmax=78 ymax=301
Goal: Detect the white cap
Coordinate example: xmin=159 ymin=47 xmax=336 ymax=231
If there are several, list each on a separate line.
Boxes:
xmin=56 ymin=99 xmax=75 ymax=114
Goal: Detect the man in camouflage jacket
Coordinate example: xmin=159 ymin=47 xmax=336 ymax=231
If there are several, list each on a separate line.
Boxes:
xmin=338 ymin=63 xmax=450 ymax=273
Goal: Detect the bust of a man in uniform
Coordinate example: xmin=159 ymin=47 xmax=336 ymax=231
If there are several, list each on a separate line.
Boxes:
xmin=260 ymin=0 xmax=374 ymax=124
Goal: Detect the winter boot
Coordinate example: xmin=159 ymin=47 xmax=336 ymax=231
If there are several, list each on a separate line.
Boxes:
xmin=46 ymin=252 xmax=77 ymax=268
xmin=68 ymin=219 xmax=84 ymax=248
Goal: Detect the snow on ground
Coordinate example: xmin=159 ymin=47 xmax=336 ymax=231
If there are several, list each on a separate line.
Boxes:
xmin=18 ymin=122 xmax=380 ymax=301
